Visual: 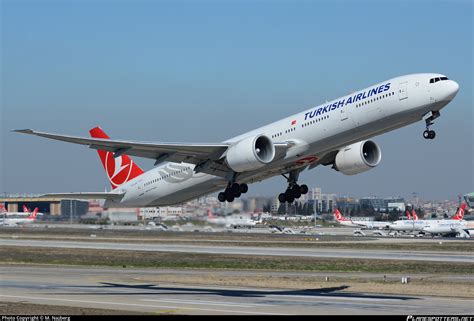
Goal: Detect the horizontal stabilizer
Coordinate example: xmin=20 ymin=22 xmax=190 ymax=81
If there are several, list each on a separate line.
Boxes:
xmin=39 ymin=192 xmax=125 ymax=200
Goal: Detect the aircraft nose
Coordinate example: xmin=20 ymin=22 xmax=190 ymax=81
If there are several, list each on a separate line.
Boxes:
xmin=444 ymin=80 xmax=460 ymax=101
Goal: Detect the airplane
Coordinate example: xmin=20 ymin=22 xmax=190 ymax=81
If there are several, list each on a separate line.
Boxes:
xmin=388 ymin=203 xmax=468 ymax=234
xmin=333 ymin=209 xmax=358 ymax=227
xmin=14 ymin=73 xmax=459 ymax=207
xmin=422 ymin=204 xmax=473 ymax=237
xmin=0 ymin=206 xmax=40 ymax=226
xmin=206 ymin=209 xmax=260 ymax=229
xmin=0 ymin=204 xmax=43 ymax=217
xmin=0 ymin=204 xmax=30 ymax=216
xmin=333 ymin=209 xmax=390 ymax=229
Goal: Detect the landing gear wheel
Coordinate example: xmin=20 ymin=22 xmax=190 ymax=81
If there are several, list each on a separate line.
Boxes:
xmin=230 ymin=183 xmax=240 ymax=194
xmin=423 ymin=130 xmax=436 ymax=139
xmin=218 ymin=192 xmax=226 ymax=202
xmin=286 ymin=195 xmax=295 ymax=203
xmin=292 ymin=185 xmax=302 ymax=199
xmin=278 ymin=193 xmax=286 ymax=203
xmin=300 ymin=184 xmax=309 ymax=195
xmin=240 ymin=183 xmax=248 ymax=194
xmin=225 ymin=193 xmax=235 ymax=203
xmin=234 ymin=190 xmax=242 ymax=198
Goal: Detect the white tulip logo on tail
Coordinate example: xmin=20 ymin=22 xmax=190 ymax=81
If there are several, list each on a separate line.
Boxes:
xmin=105 ymin=152 xmax=134 ymax=188
xmin=89 ymin=126 xmax=144 ymax=190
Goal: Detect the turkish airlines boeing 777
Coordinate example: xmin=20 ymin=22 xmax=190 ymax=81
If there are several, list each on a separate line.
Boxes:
xmin=15 ymin=73 xmax=459 ymax=207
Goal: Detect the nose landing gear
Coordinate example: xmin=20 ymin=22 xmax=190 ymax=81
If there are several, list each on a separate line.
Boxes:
xmin=423 ymin=111 xmax=440 ymax=140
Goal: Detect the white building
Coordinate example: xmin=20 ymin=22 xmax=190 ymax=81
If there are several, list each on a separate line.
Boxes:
xmin=139 ymin=207 xmax=183 ymax=220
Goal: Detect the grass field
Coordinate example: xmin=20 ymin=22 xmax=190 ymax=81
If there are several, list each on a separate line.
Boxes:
xmin=1 ymin=227 xmax=473 ymax=252
xmin=2 ymin=246 xmax=473 ymax=274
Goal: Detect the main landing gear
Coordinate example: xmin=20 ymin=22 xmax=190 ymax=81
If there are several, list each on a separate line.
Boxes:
xmin=218 ymin=182 xmax=248 ymax=203
xmin=423 ymin=111 xmax=440 ymax=140
xmin=278 ymin=170 xmax=309 ymax=204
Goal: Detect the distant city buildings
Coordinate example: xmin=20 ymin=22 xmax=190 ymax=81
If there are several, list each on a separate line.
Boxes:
xmin=1 ymin=189 xmax=470 ymax=221
xmin=359 ymin=197 xmax=405 ymax=212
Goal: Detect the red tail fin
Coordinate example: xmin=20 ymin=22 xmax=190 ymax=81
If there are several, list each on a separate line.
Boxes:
xmin=0 ymin=204 xmax=6 ymax=214
xmin=452 ymin=203 xmax=467 ymax=220
xmin=23 ymin=205 xmax=31 ymax=213
xmin=406 ymin=210 xmax=412 ymax=220
xmin=208 ymin=208 xmax=215 ymax=219
xmin=334 ymin=209 xmax=349 ymax=221
xmin=28 ymin=208 xmax=38 ymax=219
xmin=412 ymin=209 xmax=418 ymax=220
xmin=89 ymin=127 xmax=144 ymax=189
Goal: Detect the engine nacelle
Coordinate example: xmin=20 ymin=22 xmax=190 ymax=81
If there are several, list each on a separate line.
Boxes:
xmin=226 ymin=135 xmax=275 ymax=172
xmin=334 ymin=140 xmax=382 ymax=175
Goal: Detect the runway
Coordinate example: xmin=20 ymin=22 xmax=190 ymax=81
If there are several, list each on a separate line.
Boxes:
xmin=1 ymin=265 xmax=472 ymax=315
xmin=1 ymin=238 xmax=473 ymax=263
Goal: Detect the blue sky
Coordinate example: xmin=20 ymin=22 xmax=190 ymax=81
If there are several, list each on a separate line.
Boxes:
xmin=1 ymin=0 xmax=472 ymax=201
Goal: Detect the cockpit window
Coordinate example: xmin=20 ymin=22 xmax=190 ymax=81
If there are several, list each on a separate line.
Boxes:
xmin=429 ymin=76 xmax=449 ymax=84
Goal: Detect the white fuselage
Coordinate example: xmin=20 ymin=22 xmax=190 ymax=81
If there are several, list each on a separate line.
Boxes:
xmin=208 ymin=214 xmax=258 ymax=228
xmin=388 ymin=219 xmax=432 ymax=232
xmin=422 ymin=220 xmax=474 ymax=236
xmin=0 ymin=216 xmax=36 ymax=226
xmin=104 ymin=73 xmax=459 ymax=207
xmin=352 ymin=220 xmax=391 ymax=230
xmin=388 ymin=218 xmax=473 ymax=235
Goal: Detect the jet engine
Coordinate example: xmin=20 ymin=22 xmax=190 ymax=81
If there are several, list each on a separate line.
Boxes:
xmin=226 ymin=135 xmax=275 ymax=172
xmin=334 ymin=140 xmax=381 ymax=175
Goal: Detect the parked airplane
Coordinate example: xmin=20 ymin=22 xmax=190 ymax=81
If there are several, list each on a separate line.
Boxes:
xmin=206 ymin=209 xmax=260 ymax=229
xmin=0 ymin=204 xmax=43 ymax=217
xmin=15 ymin=73 xmax=459 ymax=207
xmin=389 ymin=203 xmax=468 ymax=234
xmin=0 ymin=206 xmax=40 ymax=226
xmin=334 ymin=209 xmax=389 ymax=229
xmin=333 ymin=209 xmax=359 ymax=227
xmin=0 ymin=204 xmax=29 ymax=216
xmin=422 ymin=204 xmax=472 ymax=237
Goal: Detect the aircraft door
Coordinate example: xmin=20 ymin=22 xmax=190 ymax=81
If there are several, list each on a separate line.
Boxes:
xmin=339 ymin=108 xmax=349 ymax=122
xmin=399 ymin=82 xmax=408 ymax=100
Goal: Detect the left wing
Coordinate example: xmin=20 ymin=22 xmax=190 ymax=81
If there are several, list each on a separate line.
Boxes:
xmin=14 ymin=129 xmax=290 ymax=177
xmin=38 ymin=192 xmax=126 ymax=200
